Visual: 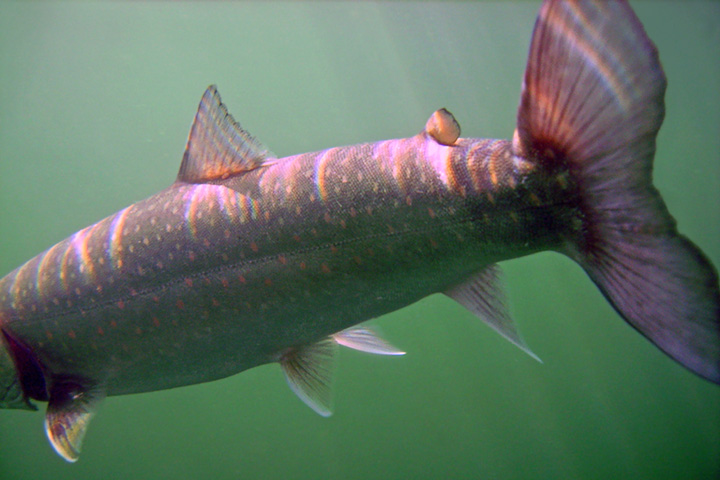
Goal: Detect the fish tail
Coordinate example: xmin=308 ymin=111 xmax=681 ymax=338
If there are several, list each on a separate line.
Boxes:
xmin=514 ymin=0 xmax=720 ymax=382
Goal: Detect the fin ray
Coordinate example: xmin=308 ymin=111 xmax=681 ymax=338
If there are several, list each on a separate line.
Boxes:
xmin=446 ymin=266 xmax=540 ymax=362
xmin=279 ymin=339 xmax=337 ymax=417
xmin=333 ymin=325 xmax=405 ymax=355
xmin=515 ymin=0 xmax=720 ymax=382
xmin=45 ymin=379 xmax=105 ymax=462
xmin=177 ymin=85 xmax=272 ymax=184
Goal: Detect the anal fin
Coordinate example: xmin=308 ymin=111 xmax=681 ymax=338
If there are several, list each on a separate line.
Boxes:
xmin=45 ymin=378 xmax=105 ymax=462
xmin=446 ymin=265 xmax=541 ymax=362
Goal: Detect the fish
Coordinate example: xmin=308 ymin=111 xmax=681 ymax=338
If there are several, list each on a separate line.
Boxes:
xmin=1 ymin=0 xmax=718 ymax=463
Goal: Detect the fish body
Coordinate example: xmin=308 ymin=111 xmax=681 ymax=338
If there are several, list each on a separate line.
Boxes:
xmin=0 ymin=135 xmax=565 ymax=396
xmin=1 ymin=0 xmax=718 ymax=462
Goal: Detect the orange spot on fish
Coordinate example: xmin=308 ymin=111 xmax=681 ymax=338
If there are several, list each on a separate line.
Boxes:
xmin=135 ymin=327 xmax=142 ymax=335
xmin=265 ymin=278 xmax=273 ymax=286
xmin=330 ymin=245 xmax=338 ymax=254
xmin=211 ymin=298 xmax=220 ymax=307
xmin=221 ymin=278 xmax=230 ymax=288
xmin=292 ymin=234 xmax=301 ymax=242
xmin=67 ymin=330 xmax=76 ymax=339
xmin=177 ymin=299 xmax=185 ymax=309
xmin=98 ymin=326 xmax=104 ymax=336
xmin=238 ymin=275 xmax=247 ymax=284
xmin=250 ymin=242 xmax=259 ymax=253
xmin=117 ymin=299 xmax=125 ymax=310
xmin=153 ymin=295 xmax=160 ymax=303
xmin=188 ymin=251 xmax=196 ymax=261
xmin=427 ymin=208 xmax=436 ymax=218
xmin=110 ymin=320 xmax=118 ymax=328
xmin=300 ymin=261 xmax=307 ymax=270
xmin=321 ymin=263 xmax=331 ymax=274
xmin=153 ymin=317 xmax=160 ymax=328
xmin=278 ymin=255 xmax=287 ymax=265
xmin=185 ymin=278 xmax=194 ymax=288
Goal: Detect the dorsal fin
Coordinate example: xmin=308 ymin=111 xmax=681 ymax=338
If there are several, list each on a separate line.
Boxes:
xmin=177 ymin=85 xmax=272 ymax=184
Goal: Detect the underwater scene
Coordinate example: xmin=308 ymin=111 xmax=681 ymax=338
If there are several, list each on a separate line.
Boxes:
xmin=0 ymin=1 xmax=718 ymax=479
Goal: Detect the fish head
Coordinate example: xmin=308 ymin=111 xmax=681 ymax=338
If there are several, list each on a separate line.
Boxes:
xmin=0 ymin=330 xmax=40 ymax=410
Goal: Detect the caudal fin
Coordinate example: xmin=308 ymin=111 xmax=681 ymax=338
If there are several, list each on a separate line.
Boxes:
xmin=514 ymin=0 xmax=720 ymax=382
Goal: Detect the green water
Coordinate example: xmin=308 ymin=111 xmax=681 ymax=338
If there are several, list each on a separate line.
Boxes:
xmin=0 ymin=2 xmax=718 ymax=479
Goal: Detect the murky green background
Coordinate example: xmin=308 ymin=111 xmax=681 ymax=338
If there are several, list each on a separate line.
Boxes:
xmin=0 ymin=2 xmax=718 ymax=479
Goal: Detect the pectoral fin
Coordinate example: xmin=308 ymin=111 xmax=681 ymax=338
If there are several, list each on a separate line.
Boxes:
xmin=44 ymin=379 xmax=105 ymax=462
xmin=446 ymin=265 xmax=541 ymax=362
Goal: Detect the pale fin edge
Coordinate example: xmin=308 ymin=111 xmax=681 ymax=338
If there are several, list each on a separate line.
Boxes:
xmin=280 ymin=339 xmax=337 ymax=417
xmin=446 ymin=265 xmax=541 ymax=363
xmin=45 ymin=380 xmax=105 ymax=462
xmin=280 ymin=326 xmax=405 ymax=416
xmin=333 ymin=325 xmax=405 ymax=355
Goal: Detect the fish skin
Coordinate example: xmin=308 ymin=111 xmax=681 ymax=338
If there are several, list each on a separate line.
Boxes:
xmin=0 ymin=134 xmax=573 ymax=396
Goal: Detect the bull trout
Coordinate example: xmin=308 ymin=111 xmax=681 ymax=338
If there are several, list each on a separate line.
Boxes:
xmin=1 ymin=0 xmax=718 ymax=462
